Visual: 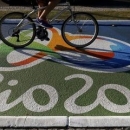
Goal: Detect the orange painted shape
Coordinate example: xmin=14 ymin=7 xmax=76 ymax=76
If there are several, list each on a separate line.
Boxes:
xmin=82 ymin=50 xmax=115 ymax=60
xmin=12 ymin=52 xmax=46 ymax=66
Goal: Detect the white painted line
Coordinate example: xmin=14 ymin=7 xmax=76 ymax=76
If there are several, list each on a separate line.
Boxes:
xmin=69 ymin=116 xmax=130 ymax=127
xmin=0 ymin=116 xmax=68 ymax=127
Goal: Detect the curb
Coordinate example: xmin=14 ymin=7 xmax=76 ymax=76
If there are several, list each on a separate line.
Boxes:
xmin=0 ymin=116 xmax=68 ymax=127
xmin=69 ymin=116 xmax=130 ymax=127
xmin=0 ymin=116 xmax=130 ymax=127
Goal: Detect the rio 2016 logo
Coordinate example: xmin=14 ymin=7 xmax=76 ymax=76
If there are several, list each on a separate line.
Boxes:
xmin=0 ymin=27 xmax=130 ymax=73
xmin=0 ymin=27 xmax=130 ymax=114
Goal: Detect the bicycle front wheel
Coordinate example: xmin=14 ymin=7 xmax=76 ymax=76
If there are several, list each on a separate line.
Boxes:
xmin=61 ymin=12 xmax=99 ymax=48
xmin=0 ymin=12 xmax=36 ymax=48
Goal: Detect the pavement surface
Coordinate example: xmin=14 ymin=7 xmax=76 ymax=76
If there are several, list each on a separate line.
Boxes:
xmin=0 ymin=0 xmax=130 ymax=129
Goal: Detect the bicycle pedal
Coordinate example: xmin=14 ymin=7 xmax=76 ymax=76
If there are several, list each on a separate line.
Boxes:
xmin=40 ymin=39 xmax=44 ymax=41
xmin=45 ymin=37 xmax=50 ymax=41
xmin=39 ymin=37 xmax=50 ymax=41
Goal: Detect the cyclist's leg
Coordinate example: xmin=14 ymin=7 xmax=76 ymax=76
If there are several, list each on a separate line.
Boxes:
xmin=39 ymin=0 xmax=60 ymax=20
xmin=36 ymin=0 xmax=60 ymax=28
xmin=36 ymin=0 xmax=47 ymax=18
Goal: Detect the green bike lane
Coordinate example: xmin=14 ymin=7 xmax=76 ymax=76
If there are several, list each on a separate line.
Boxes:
xmin=0 ymin=20 xmax=130 ymax=127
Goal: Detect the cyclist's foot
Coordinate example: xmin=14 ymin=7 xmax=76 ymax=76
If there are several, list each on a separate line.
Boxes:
xmin=37 ymin=18 xmax=53 ymax=28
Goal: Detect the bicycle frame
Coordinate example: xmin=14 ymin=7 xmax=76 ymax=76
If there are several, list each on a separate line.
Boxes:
xmin=14 ymin=1 xmax=75 ymax=31
xmin=0 ymin=0 xmax=99 ymax=48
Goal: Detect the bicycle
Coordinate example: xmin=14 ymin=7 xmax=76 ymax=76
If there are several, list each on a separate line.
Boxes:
xmin=0 ymin=0 xmax=99 ymax=48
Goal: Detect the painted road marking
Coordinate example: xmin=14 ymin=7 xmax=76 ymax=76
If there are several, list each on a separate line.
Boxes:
xmin=0 ymin=20 xmax=130 ymax=127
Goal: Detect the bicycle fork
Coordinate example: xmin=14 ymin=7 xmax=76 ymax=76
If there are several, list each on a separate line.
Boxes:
xmin=71 ymin=13 xmax=83 ymax=33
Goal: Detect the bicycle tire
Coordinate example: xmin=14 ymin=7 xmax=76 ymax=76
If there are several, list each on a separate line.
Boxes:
xmin=61 ymin=12 xmax=99 ymax=48
xmin=0 ymin=12 xmax=36 ymax=48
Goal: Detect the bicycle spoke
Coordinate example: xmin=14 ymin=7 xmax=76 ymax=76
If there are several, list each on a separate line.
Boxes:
xmin=0 ymin=12 xmax=36 ymax=48
xmin=61 ymin=12 xmax=99 ymax=48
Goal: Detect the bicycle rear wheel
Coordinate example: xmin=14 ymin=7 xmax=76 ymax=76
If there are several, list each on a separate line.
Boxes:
xmin=61 ymin=12 xmax=99 ymax=48
xmin=0 ymin=12 xmax=36 ymax=48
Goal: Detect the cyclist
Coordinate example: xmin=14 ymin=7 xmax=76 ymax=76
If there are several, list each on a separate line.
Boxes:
xmin=36 ymin=0 xmax=60 ymax=28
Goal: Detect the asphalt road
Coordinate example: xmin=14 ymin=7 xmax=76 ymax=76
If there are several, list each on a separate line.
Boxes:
xmin=0 ymin=0 xmax=130 ymax=130
xmin=0 ymin=17 xmax=130 ymax=128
